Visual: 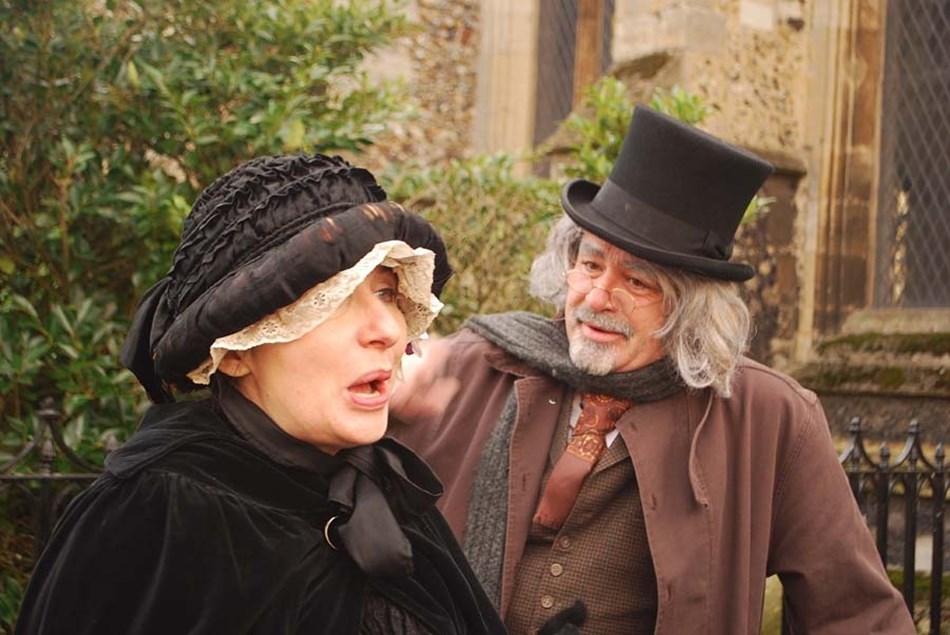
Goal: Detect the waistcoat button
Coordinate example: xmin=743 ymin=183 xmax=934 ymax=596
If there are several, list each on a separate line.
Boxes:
xmin=540 ymin=595 xmax=555 ymax=609
xmin=550 ymin=563 xmax=564 ymax=577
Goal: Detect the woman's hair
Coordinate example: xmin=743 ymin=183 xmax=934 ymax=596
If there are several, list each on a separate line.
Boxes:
xmin=528 ymin=215 xmax=751 ymax=397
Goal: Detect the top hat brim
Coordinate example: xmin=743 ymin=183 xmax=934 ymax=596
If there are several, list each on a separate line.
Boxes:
xmin=562 ymin=179 xmax=755 ymax=282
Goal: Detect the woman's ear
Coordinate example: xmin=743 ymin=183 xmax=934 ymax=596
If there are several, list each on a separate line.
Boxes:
xmin=217 ymin=351 xmax=252 ymax=378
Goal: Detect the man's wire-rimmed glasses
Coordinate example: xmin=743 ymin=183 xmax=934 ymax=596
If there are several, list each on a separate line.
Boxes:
xmin=564 ymin=269 xmax=661 ymax=313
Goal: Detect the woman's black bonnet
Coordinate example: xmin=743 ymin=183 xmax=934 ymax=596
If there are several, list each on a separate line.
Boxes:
xmin=121 ymin=154 xmax=452 ymax=403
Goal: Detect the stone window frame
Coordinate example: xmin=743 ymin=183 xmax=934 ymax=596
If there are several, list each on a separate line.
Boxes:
xmin=807 ymin=0 xmax=950 ymax=340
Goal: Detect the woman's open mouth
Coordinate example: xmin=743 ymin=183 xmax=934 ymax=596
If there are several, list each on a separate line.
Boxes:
xmin=348 ymin=371 xmax=392 ymax=408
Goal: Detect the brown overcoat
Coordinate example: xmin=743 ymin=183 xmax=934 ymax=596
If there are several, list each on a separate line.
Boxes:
xmin=390 ymin=330 xmax=914 ymax=634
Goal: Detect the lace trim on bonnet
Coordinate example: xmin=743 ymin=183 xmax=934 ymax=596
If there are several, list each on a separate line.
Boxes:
xmin=187 ymin=240 xmax=442 ymax=384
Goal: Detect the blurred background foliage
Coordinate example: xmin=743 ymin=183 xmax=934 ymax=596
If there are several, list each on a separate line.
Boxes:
xmin=1 ymin=0 xmax=410 ymax=457
xmin=0 ymin=0 xmax=737 ymax=626
xmin=384 ymin=154 xmax=560 ymax=333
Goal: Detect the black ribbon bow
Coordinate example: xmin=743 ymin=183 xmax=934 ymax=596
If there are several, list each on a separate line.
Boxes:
xmin=328 ymin=440 xmax=443 ymax=578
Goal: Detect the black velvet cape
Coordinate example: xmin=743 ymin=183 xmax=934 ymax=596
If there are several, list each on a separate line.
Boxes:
xmin=15 ymin=400 xmax=504 ymax=634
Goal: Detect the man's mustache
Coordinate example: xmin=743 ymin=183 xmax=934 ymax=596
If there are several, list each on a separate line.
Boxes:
xmin=570 ymin=305 xmax=633 ymax=338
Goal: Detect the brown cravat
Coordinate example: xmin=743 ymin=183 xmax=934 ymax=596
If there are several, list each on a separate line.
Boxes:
xmin=533 ymin=393 xmax=634 ymax=530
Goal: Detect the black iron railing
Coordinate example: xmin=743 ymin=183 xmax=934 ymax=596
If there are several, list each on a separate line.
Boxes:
xmin=0 ymin=399 xmax=117 ymax=558
xmin=840 ymin=417 xmax=947 ymax=632
xmin=784 ymin=417 xmax=948 ymax=633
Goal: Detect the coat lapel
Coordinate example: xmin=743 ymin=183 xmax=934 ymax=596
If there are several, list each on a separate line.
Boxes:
xmin=501 ymin=375 xmax=567 ymax=617
xmin=618 ymin=390 xmax=712 ymax=633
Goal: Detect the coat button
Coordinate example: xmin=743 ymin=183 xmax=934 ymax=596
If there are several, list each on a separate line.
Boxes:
xmin=550 ymin=563 xmax=564 ymax=577
xmin=541 ymin=595 xmax=555 ymax=609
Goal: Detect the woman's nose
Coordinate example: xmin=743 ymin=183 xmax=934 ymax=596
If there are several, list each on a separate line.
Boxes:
xmin=360 ymin=300 xmax=407 ymax=349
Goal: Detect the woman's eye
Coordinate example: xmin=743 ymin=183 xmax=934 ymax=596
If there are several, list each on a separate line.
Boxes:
xmin=375 ymin=287 xmax=399 ymax=303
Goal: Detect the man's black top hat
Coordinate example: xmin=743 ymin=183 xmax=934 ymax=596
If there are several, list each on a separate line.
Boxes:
xmin=561 ymin=105 xmax=774 ymax=281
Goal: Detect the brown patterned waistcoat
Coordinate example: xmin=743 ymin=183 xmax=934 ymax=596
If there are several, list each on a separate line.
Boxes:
xmin=505 ymin=403 xmax=657 ymax=634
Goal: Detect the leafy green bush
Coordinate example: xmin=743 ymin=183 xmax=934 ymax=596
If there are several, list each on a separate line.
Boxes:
xmin=0 ymin=572 xmax=23 ymax=633
xmin=385 ymin=155 xmax=561 ymax=332
xmin=0 ymin=0 xmax=411 ymax=453
xmin=557 ymin=76 xmax=634 ymax=183
xmin=649 ymin=85 xmax=710 ymax=126
xmin=0 ymin=486 xmax=31 ymax=635
xmin=0 ymin=291 xmax=140 ymax=466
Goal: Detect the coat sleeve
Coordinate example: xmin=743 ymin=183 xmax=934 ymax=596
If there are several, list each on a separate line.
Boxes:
xmin=15 ymin=471 xmax=331 ymax=635
xmin=387 ymin=332 xmax=515 ymax=539
xmin=767 ymin=400 xmax=916 ymax=634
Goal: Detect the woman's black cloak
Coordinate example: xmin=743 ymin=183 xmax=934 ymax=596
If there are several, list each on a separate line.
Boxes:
xmin=15 ymin=398 xmax=504 ymax=634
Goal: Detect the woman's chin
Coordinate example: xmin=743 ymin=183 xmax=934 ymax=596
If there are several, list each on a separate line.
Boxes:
xmin=343 ymin=414 xmax=389 ymax=447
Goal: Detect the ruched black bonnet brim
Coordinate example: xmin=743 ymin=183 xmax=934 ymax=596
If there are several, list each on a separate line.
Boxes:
xmin=121 ymin=154 xmax=452 ymax=403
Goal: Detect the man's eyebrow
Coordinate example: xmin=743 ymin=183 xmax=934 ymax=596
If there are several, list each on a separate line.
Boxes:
xmin=623 ymin=258 xmax=653 ymax=275
xmin=577 ymin=243 xmax=650 ymax=274
xmin=579 ymin=242 xmax=655 ymax=277
xmin=577 ymin=242 xmax=605 ymax=258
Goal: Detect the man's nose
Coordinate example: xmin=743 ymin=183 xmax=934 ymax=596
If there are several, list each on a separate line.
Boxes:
xmin=585 ymin=284 xmax=616 ymax=311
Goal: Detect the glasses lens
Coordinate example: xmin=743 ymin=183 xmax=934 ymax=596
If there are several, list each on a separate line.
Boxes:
xmin=609 ymin=287 xmax=635 ymax=313
xmin=565 ymin=270 xmax=591 ymax=294
xmin=566 ymin=269 xmax=639 ymax=312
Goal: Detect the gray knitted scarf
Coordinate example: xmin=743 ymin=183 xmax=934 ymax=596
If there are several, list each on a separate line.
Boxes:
xmin=461 ymin=311 xmax=683 ymax=606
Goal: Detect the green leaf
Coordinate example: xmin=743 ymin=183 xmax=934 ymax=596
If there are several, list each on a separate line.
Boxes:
xmin=51 ymin=305 xmax=75 ymax=338
xmin=280 ymin=119 xmax=307 ymax=150
xmin=57 ymin=343 xmax=80 ymax=360
xmin=10 ymin=295 xmax=39 ymax=320
xmin=126 ymin=60 xmax=140 ymax=88
xmin=140 ymin=61 xmax=169 ymax=95
xmin=63 ymin=413 xmax=86 ymax=449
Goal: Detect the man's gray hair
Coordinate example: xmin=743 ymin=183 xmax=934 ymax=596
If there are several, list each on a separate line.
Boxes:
xmin=528 ymin=215 xmax=751 ymax=397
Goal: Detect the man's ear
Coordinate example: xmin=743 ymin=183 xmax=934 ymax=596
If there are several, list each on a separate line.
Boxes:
xmin=217 ymin=351 xmax=251 ymax=378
